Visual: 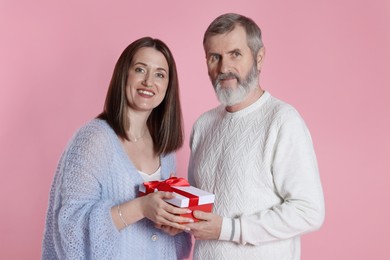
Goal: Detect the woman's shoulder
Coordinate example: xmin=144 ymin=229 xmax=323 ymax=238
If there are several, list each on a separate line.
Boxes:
xmin=74 ymin=118 xmax=112 ymax=138
xmin=66 ymin=118 xmax=116 ymax=151
xmin=161 ymin=151 xmax=175 ymax=162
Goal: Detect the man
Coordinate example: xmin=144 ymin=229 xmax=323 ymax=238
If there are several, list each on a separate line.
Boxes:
xmin=186 ymin=13 xmax=325 ymax=260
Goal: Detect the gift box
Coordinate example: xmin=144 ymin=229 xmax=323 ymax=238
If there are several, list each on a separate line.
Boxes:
xmin=139 ymin=177 xmax=215 ymax=222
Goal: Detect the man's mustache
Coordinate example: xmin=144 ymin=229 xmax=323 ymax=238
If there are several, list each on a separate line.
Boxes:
xmin=218 ymin=72 xmax=239 ymax=80
xmin=215 ymin=72 xmax=240 ymax=85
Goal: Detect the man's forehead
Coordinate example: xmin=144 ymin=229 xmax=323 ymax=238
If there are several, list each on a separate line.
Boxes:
xmin=205 ymin=40 xmax=249 ymax=55
xmin=205 ymin=26 xmax=248 ymax=53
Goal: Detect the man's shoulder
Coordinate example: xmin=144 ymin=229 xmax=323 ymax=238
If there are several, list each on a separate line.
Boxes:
xmin=262 ymin=94 xmax=308 ymax=130
xmin=194 ymin=105 xmax=224 ymax=125
xmin=266 ymin=94 xmax=300 ymax=118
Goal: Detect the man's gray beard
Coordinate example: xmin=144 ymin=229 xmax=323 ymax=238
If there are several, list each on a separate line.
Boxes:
xmin=213 ymin=65 xmax=259 ymax=106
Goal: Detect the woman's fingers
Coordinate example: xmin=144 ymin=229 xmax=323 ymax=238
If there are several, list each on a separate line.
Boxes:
xmin=156 ymin=224 xmax=185 ymax=236
xmin=144 ymin=191 xmax=194 ymax=228
xmin=155 ymin=203 xmax=193 ymax=229
xmin=153 ymin=211 xmax=191 ymax=231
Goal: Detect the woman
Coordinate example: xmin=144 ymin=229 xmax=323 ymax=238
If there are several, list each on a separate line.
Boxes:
xmin=42 ymin=37 xmax=192 ymax=259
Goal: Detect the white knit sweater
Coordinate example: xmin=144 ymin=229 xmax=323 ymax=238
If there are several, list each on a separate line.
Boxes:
xmin=188 ymin=91 xmax=325 ymax=260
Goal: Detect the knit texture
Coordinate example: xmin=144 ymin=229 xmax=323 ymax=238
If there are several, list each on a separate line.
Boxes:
xmin=42 ymin=119 xmax=191 ymax=260
xmin=188 ymin=91 xmax=325 ymax=260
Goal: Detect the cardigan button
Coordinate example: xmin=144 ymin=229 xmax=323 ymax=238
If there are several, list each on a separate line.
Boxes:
xmin=151 ymin=234 xmax=158 ymax=241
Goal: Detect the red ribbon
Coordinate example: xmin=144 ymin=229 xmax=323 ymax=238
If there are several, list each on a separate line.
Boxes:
xmin=143 ymin=177 xmax=190 ymax=192
xmin=143 ymin=177 xmax=199 ymax=207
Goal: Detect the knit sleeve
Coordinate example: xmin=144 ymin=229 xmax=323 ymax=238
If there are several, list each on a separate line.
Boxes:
xmin=231 ymin=114 xmax=325 ymax=245
xmin=54 ymin=124 xmax=120 ymax=259
xmin=174 ymin=232 xmax=192 ymax=260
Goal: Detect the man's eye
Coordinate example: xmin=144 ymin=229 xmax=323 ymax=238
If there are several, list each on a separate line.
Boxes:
xmin=232 ymin=52 xmax=241 ymax=57
xmin=210 ymin=55 xmax=220 ymax=62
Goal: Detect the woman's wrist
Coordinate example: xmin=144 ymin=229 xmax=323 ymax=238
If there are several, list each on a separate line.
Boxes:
xmin=111 ymin=198 xmax=144 ymax=230
xmin=117 ymin=204 xmax=128 ymax=228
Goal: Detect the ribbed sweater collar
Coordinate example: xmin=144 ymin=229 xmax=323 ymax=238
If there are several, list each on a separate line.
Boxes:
xmin=222 ymin=91 xmax=271 ymax=119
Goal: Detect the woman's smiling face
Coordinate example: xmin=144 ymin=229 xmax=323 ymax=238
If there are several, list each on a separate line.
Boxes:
xmin=125 ymin=47 xmax=169 ymax=112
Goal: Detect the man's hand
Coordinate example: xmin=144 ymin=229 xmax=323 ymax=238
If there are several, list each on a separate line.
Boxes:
xmin=185 ymin=210 xmax=222 ymax=240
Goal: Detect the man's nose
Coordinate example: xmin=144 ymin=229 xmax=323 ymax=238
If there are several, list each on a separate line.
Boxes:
xmin=219 ymin=58 xmax=231 ymax=74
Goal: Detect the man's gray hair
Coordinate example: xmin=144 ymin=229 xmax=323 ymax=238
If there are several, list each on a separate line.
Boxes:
xmin=203 ymin=13 xmax=264 ymax=59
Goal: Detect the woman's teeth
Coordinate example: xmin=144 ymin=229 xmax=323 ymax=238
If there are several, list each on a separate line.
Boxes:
xmin=138 ymin=90 xmax=154 ymax=96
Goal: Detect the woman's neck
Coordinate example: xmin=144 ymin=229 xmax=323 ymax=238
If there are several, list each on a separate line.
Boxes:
xmin=126 ymin=109 xmax=150 ymax=136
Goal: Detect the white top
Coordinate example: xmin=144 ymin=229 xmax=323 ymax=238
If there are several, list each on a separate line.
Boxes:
xmin=188 ymin=91 xmax=325 ymax=260
xmin=138 ymin=166 xmax=162 ymax=182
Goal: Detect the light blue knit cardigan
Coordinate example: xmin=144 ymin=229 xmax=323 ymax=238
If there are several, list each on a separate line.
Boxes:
xmin=42 ymin=119 xmax=191 ymax=260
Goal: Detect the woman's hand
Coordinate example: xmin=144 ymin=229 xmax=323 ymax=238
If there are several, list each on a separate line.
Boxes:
xmin=154 ymin=223 xmax=185 ymax=236
xmin=140 ymin=191 xmax=193 ymax=231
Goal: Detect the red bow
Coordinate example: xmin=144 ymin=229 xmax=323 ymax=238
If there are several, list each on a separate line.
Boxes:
xmin=143 ymin=177 xmax=190 ymax=193
xmin=143 ymin=177 xmax=199 ymax=207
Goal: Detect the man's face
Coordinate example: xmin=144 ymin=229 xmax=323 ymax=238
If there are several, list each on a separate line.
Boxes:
xmin=204 ymin=25 xmax=260 ymax=106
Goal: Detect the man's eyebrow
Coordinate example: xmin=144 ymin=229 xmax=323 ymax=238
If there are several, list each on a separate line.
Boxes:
xmin=228 ymin=48 xmax=242 ymax=54
xmin=207 ymin=52 xmax=221 ymax=57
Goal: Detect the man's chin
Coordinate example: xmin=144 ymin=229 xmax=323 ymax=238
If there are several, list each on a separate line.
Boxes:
xmin=217 ymin=93 xmax=246 ymax=107
xmin=219 ymin=80 xmax=237 ymax=89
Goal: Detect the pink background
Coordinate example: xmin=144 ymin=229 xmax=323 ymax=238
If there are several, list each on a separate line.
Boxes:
xmin=1 ymin=0 xmax=389 ymax=259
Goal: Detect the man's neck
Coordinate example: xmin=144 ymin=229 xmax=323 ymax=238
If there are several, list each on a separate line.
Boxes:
xmin=225 ymin=87 xmax=264 ymax=113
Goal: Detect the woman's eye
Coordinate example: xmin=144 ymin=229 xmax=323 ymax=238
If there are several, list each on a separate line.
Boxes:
xmin=135 ymin=67 xmax=145 ymax=73
xmin=156 ymin=73 xmax=165 ymax=78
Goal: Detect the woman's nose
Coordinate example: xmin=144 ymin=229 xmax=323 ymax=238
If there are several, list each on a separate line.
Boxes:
xmin=142 ymin=72 xmax=153 ymax=87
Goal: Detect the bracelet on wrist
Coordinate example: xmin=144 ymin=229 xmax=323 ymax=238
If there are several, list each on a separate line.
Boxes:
xmin=117 ymin=204 xmax=128 ymax=228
